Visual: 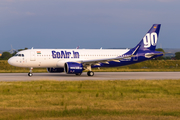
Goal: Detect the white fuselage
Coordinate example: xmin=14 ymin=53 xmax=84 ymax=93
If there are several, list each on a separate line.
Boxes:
xmin=8 ymin=49 xmax=129 ymax=68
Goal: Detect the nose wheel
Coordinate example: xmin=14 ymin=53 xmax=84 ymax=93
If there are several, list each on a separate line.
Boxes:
xmin=28 ymin=67 xmax=33 ymax=77
xmin=28 ymin=72 xmax=33 ymax=77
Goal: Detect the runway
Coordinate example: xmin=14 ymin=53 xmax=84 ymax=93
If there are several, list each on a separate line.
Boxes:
xmin=0 ymin=72 xmax=180 ymax=81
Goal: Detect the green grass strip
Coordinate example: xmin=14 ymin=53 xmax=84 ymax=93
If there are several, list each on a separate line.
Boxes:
xmin=0 ymin=80 xmax=180 ymax=119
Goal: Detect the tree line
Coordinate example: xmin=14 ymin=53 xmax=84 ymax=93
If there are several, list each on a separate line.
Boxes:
xmin=0 ymin=48 xmax=180 ymax=60
xmin=155 ymin=48 xmax=180 ymax=60
xmin=0 ymin=48 xmax=28 ymax=60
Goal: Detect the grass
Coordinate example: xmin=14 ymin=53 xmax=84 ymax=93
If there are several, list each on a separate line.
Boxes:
xmin=0 ymin=80 xmax=180 ymax=119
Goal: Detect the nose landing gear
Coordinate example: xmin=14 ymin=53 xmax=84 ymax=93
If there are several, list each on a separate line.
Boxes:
xmin=28 ymin=67 xmax=33 ymax=77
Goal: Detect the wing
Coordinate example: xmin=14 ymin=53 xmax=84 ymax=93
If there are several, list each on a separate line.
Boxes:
xmin=78 ymin=45 xmax=140 ymax=67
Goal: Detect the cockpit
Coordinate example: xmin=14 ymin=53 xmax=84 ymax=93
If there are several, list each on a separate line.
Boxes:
xmin=14 ymin=54 xmax=25 ymax=57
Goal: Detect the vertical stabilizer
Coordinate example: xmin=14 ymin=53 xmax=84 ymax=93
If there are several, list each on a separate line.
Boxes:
xmin=136 ymin=24 xmax=161 ymax=51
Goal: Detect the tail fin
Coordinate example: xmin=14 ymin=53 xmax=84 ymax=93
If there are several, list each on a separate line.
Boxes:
xmin=135 ymin=24 xmax=161 ymax=51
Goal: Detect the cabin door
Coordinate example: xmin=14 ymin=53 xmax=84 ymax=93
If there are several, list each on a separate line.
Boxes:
xmin=30 ymin=51 xmax=36 ymax=61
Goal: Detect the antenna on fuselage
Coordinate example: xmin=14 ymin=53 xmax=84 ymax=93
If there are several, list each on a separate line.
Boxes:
xmin=76 ymin=46 xmax=80 ymax=49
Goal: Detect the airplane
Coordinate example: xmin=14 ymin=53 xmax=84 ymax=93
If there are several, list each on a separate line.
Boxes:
xmin=8 ymin=24 xmax=163 ymax=77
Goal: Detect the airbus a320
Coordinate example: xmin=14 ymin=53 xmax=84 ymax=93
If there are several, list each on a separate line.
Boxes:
xmin=8 ymin=24 xmax=163 ymax=77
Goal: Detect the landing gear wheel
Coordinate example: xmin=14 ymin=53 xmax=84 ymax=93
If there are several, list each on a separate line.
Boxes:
xmin=75 ymin=73 xmax=82 ymax=76
xmin=28 ymin=72 xmax=33 ymax=77
xmin=28 ymin=67 xmax=33 ymax=77
xmin=87 ymin=71 xmax=94 ymax=76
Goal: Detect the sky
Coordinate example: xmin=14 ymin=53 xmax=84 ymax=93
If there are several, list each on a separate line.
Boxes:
xmin=0 ymin=0 xmax=180 ymax=50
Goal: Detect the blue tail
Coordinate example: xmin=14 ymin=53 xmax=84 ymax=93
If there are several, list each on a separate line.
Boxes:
xmin=136 ymin=24 xmax=161 ymax=51
xmin=125 ymin=24 xmax=161 ymax=56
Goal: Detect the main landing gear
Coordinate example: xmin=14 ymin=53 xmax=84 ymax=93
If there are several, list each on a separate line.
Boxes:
xmin=75 ymin=66 xmax=94 ymax=76
xmin=87 ymin=71 xmax=94 ymax=76
xmin=86 ymin=66 xmax=94 ymax=76
xmin=75 ymin=73 xmax=82 ymax=76
xmin=28 ymin=67 xmax=33 ymax=77
xmin=75 ymin=71 xmax=94 ymax=76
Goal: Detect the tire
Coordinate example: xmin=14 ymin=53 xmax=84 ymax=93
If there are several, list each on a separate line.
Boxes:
xmin=87 ymin=71 xmax=94 ymax=76
xmin=28 ymin=72 xmax=33 ymax=77
xmin=75 ymin=73 xmax=82 ymax=76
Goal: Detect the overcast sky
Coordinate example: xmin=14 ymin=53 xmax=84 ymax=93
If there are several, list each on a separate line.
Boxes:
xmin=0 ymin=0 xmax=180 ymax=50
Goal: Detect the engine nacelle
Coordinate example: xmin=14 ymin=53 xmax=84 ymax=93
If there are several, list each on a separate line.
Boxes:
xmin=64 ymin=62 xmax=83 ymax=74
xmin=47 ymin=68 xmax=64 ymax=73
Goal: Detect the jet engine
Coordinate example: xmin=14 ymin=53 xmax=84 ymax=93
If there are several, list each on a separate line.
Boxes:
xmin=47 ymin=68 xmax=64 ymax=73
xmin=64 ymin=62 xmax=83 ymax=75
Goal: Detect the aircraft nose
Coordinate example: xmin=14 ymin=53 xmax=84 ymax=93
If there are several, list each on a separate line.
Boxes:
xmin=8 ymin=57 xmax=15 ymax=66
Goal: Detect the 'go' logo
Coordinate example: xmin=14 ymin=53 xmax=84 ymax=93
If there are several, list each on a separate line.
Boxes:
xmin=143 ymin=32 xmax=157 ymax=48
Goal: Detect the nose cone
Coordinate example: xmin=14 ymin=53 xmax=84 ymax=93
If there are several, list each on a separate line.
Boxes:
xmin=8 ymin=57 xmax=15 ymax=66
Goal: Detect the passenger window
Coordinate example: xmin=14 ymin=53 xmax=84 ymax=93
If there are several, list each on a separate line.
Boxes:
xmin=19 ymin=54 xmax=21 ymax=57
xmin=22 ymin=54 xmax=24 ymax=57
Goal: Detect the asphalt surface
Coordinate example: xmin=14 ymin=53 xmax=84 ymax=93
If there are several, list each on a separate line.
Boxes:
xmin=0 ymin=72 xmax=180 ymax=81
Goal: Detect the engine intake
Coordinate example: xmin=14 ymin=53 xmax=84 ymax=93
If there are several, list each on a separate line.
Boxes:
xmin=64 ymin=62 xmax=83 ymax=74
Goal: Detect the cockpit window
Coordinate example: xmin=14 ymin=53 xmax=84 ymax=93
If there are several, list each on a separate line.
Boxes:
xmin=14 ymin=54 xmax=24 ymax=57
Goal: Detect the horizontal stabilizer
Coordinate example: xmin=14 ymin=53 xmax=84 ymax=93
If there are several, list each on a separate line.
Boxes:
xmin=145 ymin=53 xmax=164 ymax=58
